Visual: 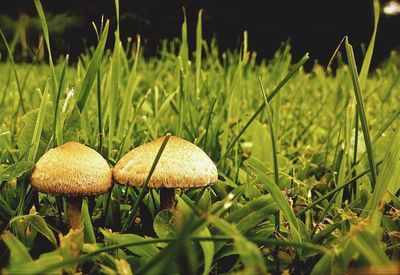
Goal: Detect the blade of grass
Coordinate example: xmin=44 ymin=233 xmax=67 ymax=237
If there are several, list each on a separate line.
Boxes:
xmin=108 ymin=0 xmax=121 ymax=157
xmin=258 ymin=75 xmax=281 ymax=234
xmin=121 ymin=134 xmax=171 ymax=232
xmin=117 ymin=35 xmax=141 ymax=138
xmin=362 ymin=122 xmax=400 ymax=217
xmin=2 ymin=231 xmax=32 ymax=267
xmin=372 ymin=109 xmax=400 ymax=142
xmin=195 ymin=9 xmax=203 ymax=96
xmin=179 ymin=8 xmax=189 ymax=73
xmin=93 ymin=16 xmax=105 ymax=151
xmin=202 ymin=98 xmax=217 ymax=151
xmin=34 ymin=0 xmax=58 ymax=103
xmin=82 ymin=199 xmax=96 ymax=244
xmin=76 ymin=20 xmax=109 ymax=111
xmin=96 ymin=65 xmax=103 ymax=151
xmin=345 ymin=37 xmax=377 ymax=188
xmin=177 ymin=65 xmax=185 ymax=137
xmin=358 ymin=0 xmax=380 ymax=89
xmin=0 ymin=161 xmax=34 ymax=182
xmin=53 ymin=55 xmax=69 ymax=146
xmin=107 ymin=40 xmax=121 ymax=156
xmin=27 ymin=79 xmax=50 ymax=162
xmin=351 ymin=229 xmax=389 ymax=265
xmin=258 ymin=76 xmax=279 ymax=191
xmin=197 ymin=227 xmax=213 ymax=275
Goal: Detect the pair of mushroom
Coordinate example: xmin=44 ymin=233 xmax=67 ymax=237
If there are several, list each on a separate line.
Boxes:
xmin=31 ymin=136 xmax=218 ymax=230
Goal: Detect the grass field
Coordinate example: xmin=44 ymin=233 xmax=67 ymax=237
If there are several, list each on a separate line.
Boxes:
xmin=1 ymin=0 xmax=400 ymax=274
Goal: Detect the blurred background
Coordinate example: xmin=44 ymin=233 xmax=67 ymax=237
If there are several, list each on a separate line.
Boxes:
xmin=0 ymin=0 xmax=399 ymax=67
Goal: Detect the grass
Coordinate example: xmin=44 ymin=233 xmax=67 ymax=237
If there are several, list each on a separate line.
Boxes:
xmin=0 ymin=0 xmax=400 ymax=274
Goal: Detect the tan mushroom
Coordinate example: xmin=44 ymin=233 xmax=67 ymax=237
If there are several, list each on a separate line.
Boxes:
xmin=31 ymin=141 xmax=112 ymax=229
xmin=113 ymin=136 xmax=218 ymax=210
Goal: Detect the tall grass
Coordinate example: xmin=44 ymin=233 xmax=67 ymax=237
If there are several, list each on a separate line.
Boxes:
xmin=1 ymin=0 xmax=400 ymax=274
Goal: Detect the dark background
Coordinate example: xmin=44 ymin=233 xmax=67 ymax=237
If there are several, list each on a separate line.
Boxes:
xmin=0 ymin=0 xmax=399 ymax=67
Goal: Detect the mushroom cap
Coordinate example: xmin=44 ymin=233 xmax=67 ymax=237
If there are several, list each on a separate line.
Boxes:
xmin=31 ymin=142 xmax=112 ymax=196
xmin=113 ymin=136 xmax=218 ymax=188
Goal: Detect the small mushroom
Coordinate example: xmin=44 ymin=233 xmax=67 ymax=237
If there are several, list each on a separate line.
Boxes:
xmin=31 ymin=142 xmax=112 ymax=230
xmin=113 ymin=136 xmax=218 ymax=210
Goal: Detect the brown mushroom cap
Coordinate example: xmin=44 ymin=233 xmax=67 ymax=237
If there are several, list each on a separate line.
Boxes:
xmin=31 ymin=142 xmax=112 ymax=196
xmin=113 ymin=136 xmax=218 ymax=188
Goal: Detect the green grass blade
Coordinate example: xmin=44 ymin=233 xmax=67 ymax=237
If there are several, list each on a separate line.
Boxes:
xmin=195 ymin=9 xmax=203 ymax=95
xmin=76 ymin=21 xmax=109 ymax=111
xmin=108 ymin=40 xmax=121 ymax=156
xmin=53 ymin=55 xmax=69 ymax=146
xmin=117 ymin=35 xmax=141 ymax=138
xmin=351 ymin=230 xmax=389 ymax=265
xmin=28 ymin=78 xmax=50 ymax=162
xmin=177 ymin=67 xmax=185 ymax=137
xmin=152 ymin=92 xmax=178 ymax=125
xmin=0 ymin=161 xmax=34 ymax=181
xmin=258 ymin=76 xmax=279 ymax=188
xmin=345 ymin=38 xmax=377 ymax=188
xmin=108 ymin=0 xmax=121 ymax=156
xmin=34 ymin=0 xmax=58 ymax=103
xmin=96 ymin=67 xmax=103 ymax=151
xmin=2 ymin=231 xmax=33 ymax=267
xmin=121 ymin=134 xmax=171 ymax=232
xmin=363 ymin=124 xmax=400 ymax=216
xmin=82 ymin=199 xmax=96 ymax=244
xmin=358 ymin=0 xmax=380 ymax=89
xmin=258 ymin=75 xmax=281 ymax=231
xmin=372 ymin=109 xmax=400 ymax=142
xmin=198 ymin=227 xmax=214 ymax=275
xmin=179 ymin=8 xmax=189 ymax=73
xmin=202 ymin=97 xmax=217 ymax=151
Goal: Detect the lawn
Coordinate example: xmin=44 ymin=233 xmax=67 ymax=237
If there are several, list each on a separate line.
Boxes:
xmin=0 ymin=0 xmax=399 ymax=274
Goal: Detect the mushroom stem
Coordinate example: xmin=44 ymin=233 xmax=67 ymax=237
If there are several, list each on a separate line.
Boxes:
xmin=160 ymin=188 xmax=175 ymax=210
xmin=66 ymin=196 xmax=83 ymax=230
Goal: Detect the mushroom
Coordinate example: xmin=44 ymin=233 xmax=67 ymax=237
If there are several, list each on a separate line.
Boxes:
xmin=31 ymin=141 xmax=112 ymax=230
xmin=113 ymin=136 xmax=218 ymax=210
